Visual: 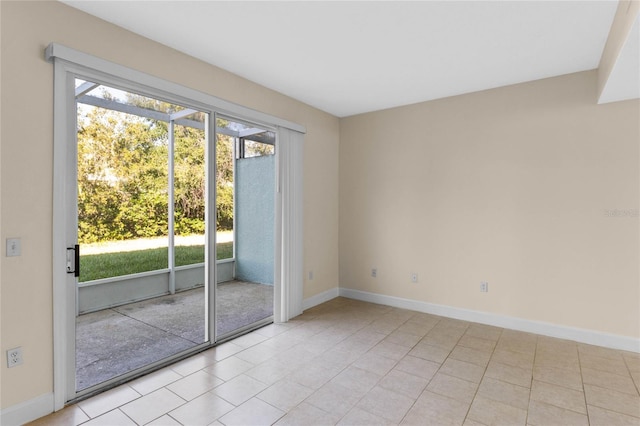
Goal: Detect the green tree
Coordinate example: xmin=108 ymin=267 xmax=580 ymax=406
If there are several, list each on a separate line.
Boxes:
xmin=77 ymin=106 xmax=169 ymax=242
xmin=215 ymin=131 xmax=234 ymax=230
xmin=174 ymin=123 xmax=206 ymax=234
xmin=77 ymin=96 xmax=235 ymax=244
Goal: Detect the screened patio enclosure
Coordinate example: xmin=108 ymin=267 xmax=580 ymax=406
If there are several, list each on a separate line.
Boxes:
xmin=75 ymin=80 xmax=275 ymax=391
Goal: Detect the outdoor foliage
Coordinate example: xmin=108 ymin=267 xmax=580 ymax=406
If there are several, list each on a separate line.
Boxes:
xmin=77 ymin=94 xmax=234 ymax=243
xmin=215 ymin=135 xmax=234 ymax=231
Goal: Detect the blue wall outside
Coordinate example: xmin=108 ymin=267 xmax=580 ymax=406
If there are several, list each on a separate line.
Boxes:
xmin=235 ymin=155 xmax=275 ymax=285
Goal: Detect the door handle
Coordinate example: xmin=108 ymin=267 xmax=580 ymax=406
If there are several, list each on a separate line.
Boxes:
xmin=66 ymin=244 xmax=80 ymax=277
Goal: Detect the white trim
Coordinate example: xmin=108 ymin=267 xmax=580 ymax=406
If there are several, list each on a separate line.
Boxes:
xmin=168 ymin=119 xmax=176 ymax=295
xmin=339 ymin=287 xmax=640 ymax=353
xmin=45 ymin=43 xmax=305 ymax=134
xmin=206 ymin=113 xmax=216 ymax=344
xmin=273 ymin=132 xmax=283 ymax=322
xmin=0 ymin=393 xmax=54 ymax=426
xmin=303 ymin=287 xmax=339 ymax=310
xmin=52 ymin=63 xmax=78 ymax=410
xmin=78 ymin=268 xmax=170 ymax=287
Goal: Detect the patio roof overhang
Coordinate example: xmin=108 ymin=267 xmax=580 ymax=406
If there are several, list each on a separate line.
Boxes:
xmin=76 ymin=88 xmax=275 ymax=145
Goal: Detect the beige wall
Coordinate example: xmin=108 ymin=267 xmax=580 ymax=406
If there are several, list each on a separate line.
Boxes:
xmin=340 ymin=71 xmax=639 ymax=339
xmin=0 ymin=1 xmax=339 ymax=409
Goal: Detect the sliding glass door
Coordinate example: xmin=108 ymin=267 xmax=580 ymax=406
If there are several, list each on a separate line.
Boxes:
xmin=49 ymin=43 xmax=304 ymax=408
xmin=70 ymin=81 xmax=278 ymax=398
xmin=74 ymin=79 xmax=210 ymax=394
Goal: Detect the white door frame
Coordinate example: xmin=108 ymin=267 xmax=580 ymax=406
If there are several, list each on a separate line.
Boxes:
xmin=48 ymin=43 xmax=305 ymax=409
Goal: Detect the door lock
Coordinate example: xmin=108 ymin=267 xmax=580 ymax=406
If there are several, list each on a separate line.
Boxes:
xmin=66 ymin=244 xmax=79 ymax=277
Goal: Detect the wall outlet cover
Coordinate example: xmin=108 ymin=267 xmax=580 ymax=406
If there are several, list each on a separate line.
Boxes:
xmin=7 ymin=347 xmax=23 ymax=368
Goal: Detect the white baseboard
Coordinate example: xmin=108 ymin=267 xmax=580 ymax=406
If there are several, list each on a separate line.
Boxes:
xmin=303 ymin=287 xmax=339 ymax=310
xmin=339 ymin=287 xmax=640 ymax=353
xmin=0 ymin=393 xmax=53 ymax=426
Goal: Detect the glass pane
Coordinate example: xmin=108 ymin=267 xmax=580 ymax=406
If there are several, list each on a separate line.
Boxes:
xmin=77 ymin=95 xmax=170 ymax=281
xmin=75 ymin=79 xmax=208 ymax=392
xmin=244 ymin=139 xmax=275 ymax=158
xmin=216 ymin=117 xmax=275 ymax=338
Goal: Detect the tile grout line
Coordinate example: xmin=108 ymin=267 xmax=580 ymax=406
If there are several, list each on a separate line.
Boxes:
xmin=352 ymin=315 xmax=429 ymax=424
xmin=459 ymin=326 xmax=502 ymax=426
xmin=580 ymin=345 xmax=640 ymax=418
xmin=317 ymin=314 xmax=395 ymax=425
xmin=376 ymin=315 xmax=432 ymax=422
xmin=576 ymin=344 xmax=592 ymax=423
xmin=622 ymin=354 xmax=640 ymax=397
xmin=524 ymin=333 xmax=539 ymax=426
xmin=397 ymin=317 xmax=470 ymax=425
xmin=238 ymin=314 xmax=370 ymax=424
xmin=297 ymin=308 xmax=406 ymax=424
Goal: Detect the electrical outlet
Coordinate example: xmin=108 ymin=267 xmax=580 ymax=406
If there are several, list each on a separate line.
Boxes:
xmin=480 ymin=282 xmax=489 ymax=292
xmin=308 ymin=270 xmax=314 ymax=280
xmin=7 ymin=347 xmax=23 ymax=368
xmin=371 ymin=268 xmax=377 ymax=278
xmin=411 ymin=273 xmax=418 ymax=283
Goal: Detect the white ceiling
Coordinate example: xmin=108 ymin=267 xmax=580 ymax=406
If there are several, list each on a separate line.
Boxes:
xmin=61 ymin=1 xmax=621 ymax=117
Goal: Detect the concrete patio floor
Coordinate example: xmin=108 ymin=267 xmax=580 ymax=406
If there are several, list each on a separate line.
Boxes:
xmin=76 ymin=280 xmax=273 ymax=391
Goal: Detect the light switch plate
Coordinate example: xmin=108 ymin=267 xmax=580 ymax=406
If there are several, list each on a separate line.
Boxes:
xmin=6 ymin=238 xmax=21 ymax=257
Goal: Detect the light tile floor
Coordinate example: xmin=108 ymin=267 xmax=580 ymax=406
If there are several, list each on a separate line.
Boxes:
xmin=30 ymin=297 xmax=640 ymax=426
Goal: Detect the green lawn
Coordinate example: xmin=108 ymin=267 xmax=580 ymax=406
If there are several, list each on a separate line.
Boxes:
xmin=79 ymin=242 xmax=233 ymax=282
